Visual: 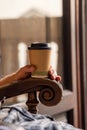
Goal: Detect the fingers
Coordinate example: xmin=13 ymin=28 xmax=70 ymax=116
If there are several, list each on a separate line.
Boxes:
xmin=15 ymin=65 xmax=37 ymax=80
xmin=48 ymin=66 xmax=61 ymax=81
xmin=55 ymin=75 xmax=61 ymax=81
xmin=21 ymin=65 xmax=37 ymax=79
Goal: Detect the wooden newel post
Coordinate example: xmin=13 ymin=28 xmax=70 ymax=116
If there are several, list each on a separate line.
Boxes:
xmin=26 ymin=91 xmax=39 ymax=114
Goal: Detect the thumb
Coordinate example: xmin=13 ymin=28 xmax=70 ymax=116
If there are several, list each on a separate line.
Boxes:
xmin=25 ymin=65 xmax=37 ymax=73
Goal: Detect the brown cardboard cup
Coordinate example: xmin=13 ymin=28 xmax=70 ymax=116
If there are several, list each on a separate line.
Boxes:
xmin=28 ymin=43 xmax=52 ymax=78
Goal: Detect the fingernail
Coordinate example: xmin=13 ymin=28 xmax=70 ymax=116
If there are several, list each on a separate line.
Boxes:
xmin=56 ymin=76 xmax=61 ymax=81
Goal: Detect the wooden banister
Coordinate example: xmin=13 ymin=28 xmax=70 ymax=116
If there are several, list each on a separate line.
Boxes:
xmin=0 ymin=78 xmax=63 ymax=113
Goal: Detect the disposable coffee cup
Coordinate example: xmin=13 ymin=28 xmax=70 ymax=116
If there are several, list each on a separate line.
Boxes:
xmin=28 ymin=42 xmax=52 ymax=78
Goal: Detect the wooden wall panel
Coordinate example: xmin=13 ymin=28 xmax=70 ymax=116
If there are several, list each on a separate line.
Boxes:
xmin=1 ymin=18 xmax=46 ymax=42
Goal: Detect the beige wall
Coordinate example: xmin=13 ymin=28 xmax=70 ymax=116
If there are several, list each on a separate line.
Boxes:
xmin=0 ymin=0 xmax=62 ymax=19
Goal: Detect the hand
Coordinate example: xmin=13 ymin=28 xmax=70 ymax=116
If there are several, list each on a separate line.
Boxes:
xmin=15 ymin=65 xmax=36 ymax=80
xmin=0 ymin=65 xmax=61 ymax=87
xmin=15 ymin=65 xmax=61 ymax=81
xmin=48 ymin=66 xmax=61 ymax=81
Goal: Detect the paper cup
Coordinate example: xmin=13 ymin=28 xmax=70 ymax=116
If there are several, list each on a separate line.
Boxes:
xmin=28 ymin=42 xmax=52 ymax=78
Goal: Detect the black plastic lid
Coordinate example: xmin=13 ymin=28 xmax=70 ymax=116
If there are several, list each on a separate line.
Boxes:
xmin=28 ymin=42 xmax=51 ymax=50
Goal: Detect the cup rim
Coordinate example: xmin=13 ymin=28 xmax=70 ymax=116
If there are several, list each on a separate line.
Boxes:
xmin=28 ymin=42 xmax=51 ymax=50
